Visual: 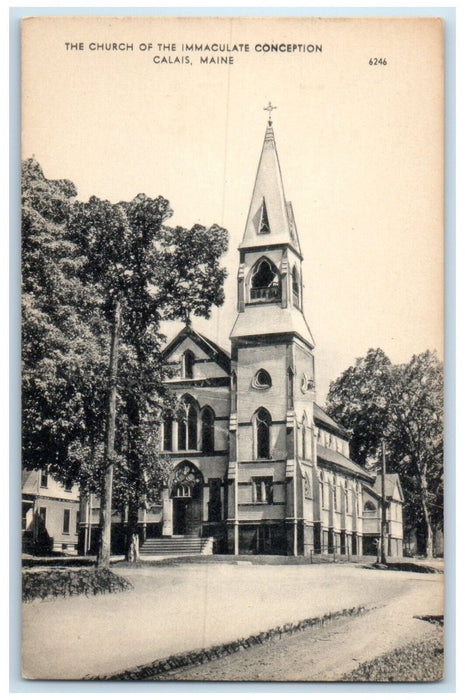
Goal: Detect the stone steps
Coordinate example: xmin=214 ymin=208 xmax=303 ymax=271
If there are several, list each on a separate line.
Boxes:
xmin=139 ymin=537 xmax=213 ymax=557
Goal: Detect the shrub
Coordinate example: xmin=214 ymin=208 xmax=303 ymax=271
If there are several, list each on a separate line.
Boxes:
xmin=22 ymin=567 xmax=133 ymax=602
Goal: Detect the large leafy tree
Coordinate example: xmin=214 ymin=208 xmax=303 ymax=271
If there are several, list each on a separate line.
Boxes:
xmin=326 ymin=349 xmax=443 ymax=558
xmin=69 ymin=193 xmax=228 ymax=565
xmin=22 ymin=161 xmax=229 ymax=566
xmin=22 ymin=159 xmax=109 ymax=489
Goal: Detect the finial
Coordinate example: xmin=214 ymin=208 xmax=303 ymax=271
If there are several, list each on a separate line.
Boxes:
xmin=263 ymin=101 xmax=277 ymax=125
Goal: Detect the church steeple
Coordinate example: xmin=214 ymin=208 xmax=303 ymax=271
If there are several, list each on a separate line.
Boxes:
xmin=239 ymin=117 xmax=301 ymax=257
xmin=231 ymin=110 xmax=314 ymax=349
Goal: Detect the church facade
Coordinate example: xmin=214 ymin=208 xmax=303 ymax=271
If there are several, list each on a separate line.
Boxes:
xmin=155 ymin=119 xmax=404 ymax=557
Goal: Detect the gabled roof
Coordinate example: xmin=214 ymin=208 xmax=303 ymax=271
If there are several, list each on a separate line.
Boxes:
xmin=162 ymin=324 xmax=231 ymax=374
xmin=317 ymin=444 xmax=375 ymax=482
xmin=313 ymin=403 xmax=349 ymax=439
xmin=239 ymin=123 xmax=302 ymax=256
xmin=373 ymin=473 xmax=404 ymax=503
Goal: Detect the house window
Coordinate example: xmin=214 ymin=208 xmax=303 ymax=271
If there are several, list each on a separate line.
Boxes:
xmin=250 ymin=259 xmax=281 ymax=301
xmin=39 ymin=507 xmax=47 ymax=527
xmin=363 ymin=501 xmax=376 ymax=515
xmin=201 ymin=407 xmax=215 ymax=453
xmin=183 ymin=350 xmax=195 ymax=379
xmin=255 ymin=407 xmax=271 ymax=459
xmin=75 ymin=511 xmax=80 ymax=535
xmin=333 ymin=478 xmax=338 ymax=510
xmin=65 ymin=480 xmax=73 ymax=492
xmin=163 ymin=414 xmax=173 ymax=451
xmin=251 ymin=477 xmax=273 ymax=504
xmin=63 ymin=509 xmax=70 ymax=534
xmin=253 ymin=369 xmax=272 ymax=389
xmin=40 ymin=469 xmax=48 ymax=488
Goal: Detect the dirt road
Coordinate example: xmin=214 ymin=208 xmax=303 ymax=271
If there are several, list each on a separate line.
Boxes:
xmin=153 ymin=574 xmax=443 ymax=681
xmin=22 ymin=563 xmax=443 ymax=680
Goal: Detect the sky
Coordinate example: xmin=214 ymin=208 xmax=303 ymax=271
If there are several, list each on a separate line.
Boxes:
xmin=22 ymin=16 xmax=444 ymax=404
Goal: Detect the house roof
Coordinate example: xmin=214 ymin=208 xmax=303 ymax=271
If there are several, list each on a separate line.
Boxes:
xmin=373 ymin=473 xmax=404 ymax=502
xmin=317 ymin=444 xmax=375 ymax=482
xmin=162 ymin=324 xmax=231 ymax=373
xmin=313 ymin=403 xmax=349 ymax=439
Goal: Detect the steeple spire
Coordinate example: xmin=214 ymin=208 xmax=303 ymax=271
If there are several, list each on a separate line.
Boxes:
xmin=239 ymin=113 xmax=302 ymax=256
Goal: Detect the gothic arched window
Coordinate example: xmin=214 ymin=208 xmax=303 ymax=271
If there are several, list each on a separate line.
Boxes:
xmin=255 ymin=407 xmax=271 ymax=459
xmin=163 ymin=413 xmax=173 ymax=452
xmin=250 ymin=259 xmax=281 ymax=302
xmin=302 ymin=414 xmax=308 ymax=459
xmin=201 ymin=406 xmax=215 ymax=453
xmin=177 ymin=395 xmax=198 ymax=451
xmin=183 ymin=350 xmax=195 ymax=379
xmin=292 ymin=266 xmax=301 ymax=309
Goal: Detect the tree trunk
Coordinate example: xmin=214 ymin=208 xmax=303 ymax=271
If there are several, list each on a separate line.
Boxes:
xmin=419 ymin=473 xmax=434 ymax=559
xmin=126 ymin=502 xmax=140 ymax=563
xmin=97 ymin=299 xmax=121 ymax=569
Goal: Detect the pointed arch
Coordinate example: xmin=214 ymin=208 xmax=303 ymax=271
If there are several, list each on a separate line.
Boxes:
xmin=162 ymin=411 xmax=173 ymax=452
xmin=177 ymin=394 xmax=198 ymax=451
xmin=258 ymin=197 xmax=270 ymax=234
xmin=292 ymin=265 xmax=301 ymax=309
xmin=249 ymin=257 xmax=281 ymax=302
xmin=254 ymin=407 xmax=272 ymax=460
xmin=182 ymin=349 xmax=195 ymax=379
xmin=201 ymin=406 xmax=215 ymax=453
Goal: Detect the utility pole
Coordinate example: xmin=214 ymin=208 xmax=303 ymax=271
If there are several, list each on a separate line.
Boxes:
xmin=380 ymin=439 xmax=387 ymax=565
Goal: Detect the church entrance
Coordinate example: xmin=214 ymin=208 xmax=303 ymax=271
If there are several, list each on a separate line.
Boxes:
xmin=171 ymin=462 xmax=203 ymax=536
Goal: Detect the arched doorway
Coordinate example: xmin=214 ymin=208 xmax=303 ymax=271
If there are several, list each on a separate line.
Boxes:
xmin=171 ymin=462 xmax=203 ymax=536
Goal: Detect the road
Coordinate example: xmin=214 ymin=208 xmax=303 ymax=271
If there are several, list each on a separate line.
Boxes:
xmin=22 ymin=562 xmax=443 ymax=680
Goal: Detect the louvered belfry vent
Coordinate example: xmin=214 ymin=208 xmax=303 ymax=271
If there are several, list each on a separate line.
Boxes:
xmin=259 ymin=197 xmax=270 ymax=233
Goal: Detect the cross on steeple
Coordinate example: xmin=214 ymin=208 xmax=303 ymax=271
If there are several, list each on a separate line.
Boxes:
xmin=263 ymin=101 xmax=276 ymax=125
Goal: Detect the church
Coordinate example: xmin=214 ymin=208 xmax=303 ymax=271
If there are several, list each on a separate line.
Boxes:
xmin=22 ymin=114 xmax=404 ymax=559
xmin=142 ymin=115 xmax=404 ymax=558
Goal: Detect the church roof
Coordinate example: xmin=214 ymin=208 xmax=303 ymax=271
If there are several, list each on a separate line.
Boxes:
xmin=162 ymin=324 xmax=231 ymax=373
xmin=239 ymin=122 xmax=302 ymax=256
xmin=313 ymin=403 xmax=349 ymax=438
xmin=317 ymin=444 xmax=375 ymax=482
xmin=230 ymin=302 xmax=315 ymax=348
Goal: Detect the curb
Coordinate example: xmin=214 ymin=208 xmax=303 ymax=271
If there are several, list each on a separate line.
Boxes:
xmin=88 ymin=604 xmax=372 ymax=681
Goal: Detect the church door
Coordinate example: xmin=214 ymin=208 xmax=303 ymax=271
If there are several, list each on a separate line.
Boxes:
xmin=171 ymin=462 xmax=203 ymax=537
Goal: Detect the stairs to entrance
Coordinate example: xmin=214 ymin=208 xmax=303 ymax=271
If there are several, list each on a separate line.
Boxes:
xmin=139 ymin=536 xmax=214 ymax=558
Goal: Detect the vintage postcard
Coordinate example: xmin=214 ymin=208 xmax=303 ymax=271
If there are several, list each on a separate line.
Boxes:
xmin=21 ymin=16 xmax=444 ymax=682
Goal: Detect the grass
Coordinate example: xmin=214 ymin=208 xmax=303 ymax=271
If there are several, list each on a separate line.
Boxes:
xmin=114 ymin=553 xmax=367 ymax=568
xmin=22 ymin=567 xmax=133 ymax=602
xmin=343 ymin=631 xmax=444 ymax=682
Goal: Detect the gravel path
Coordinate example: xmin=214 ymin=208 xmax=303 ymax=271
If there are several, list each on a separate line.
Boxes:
xmin=152 ymin=576 xmax=443 ymax=681
xmin=22 ymin=562 xmax=443 ymax=680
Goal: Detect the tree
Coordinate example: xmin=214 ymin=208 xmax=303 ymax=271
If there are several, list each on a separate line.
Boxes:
xmin=70 ymin=194 xmax=228 ymax=565
xmin=22 ymin=160 xmax=229 ymax=566
xmin=326 ymin=349 xmax=443 ymax=558
xmin=22 ymin=159 xmax=109 ymax=491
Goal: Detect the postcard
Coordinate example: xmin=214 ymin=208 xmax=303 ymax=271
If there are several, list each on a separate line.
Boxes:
xmin=21 ymin=16 xmax=444 ymax=682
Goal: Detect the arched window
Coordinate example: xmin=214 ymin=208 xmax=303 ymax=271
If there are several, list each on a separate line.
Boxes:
xmin=287 ymin=367 xmax=294 ymax=409
xmin=231 ymin=370 xmax=237 ymax=412
xmin=363 ymin=500 xmax=376 ymax=513
xmin=292 ymin=266 xmax=301 ymax=309
xmin=252 ymin=369 xmax=272 ymax=389
xmin=183 ymin=350 xmax=195 ymax=379
xmin=250 ymin=259 xmax=281 ymax=302
xmin=201 ymin=406 xmax=215 ymax=453
xmin=255 ymin=407 xmax=271 ymax=459
xmin=259 ymin=197 xmax=270 ymax=234
xmin=163 ymin=413 xmax=173 ymax=452
xmin=177 ymin=396 xmax=198 ymax=451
